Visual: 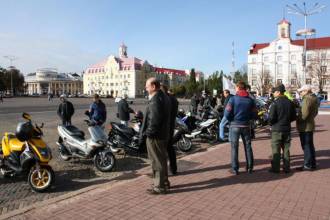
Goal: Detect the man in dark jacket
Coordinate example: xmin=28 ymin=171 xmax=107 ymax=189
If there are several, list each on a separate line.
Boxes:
xmin=140 ymin=77 xmax=171 ymax=195
xmin=87 ymin=94 xmax=107 ymax=126
xmin=219 ymin=90 xmax=233 ymax=142
xmin=117 ymin=94 xmax=135 ymax=126
xmin=268 ymin=84 xmax=296 ymax=173
xmin=224 ymin=81 xmax=257 ymax=175
xmin=161 ymin=84 xmax=179 ymax=175
xmin=57 ymin=94 xmax=74 ymax=126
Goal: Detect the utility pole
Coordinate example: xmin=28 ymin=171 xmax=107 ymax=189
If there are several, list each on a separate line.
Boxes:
xmin=3 ymin=55 xmax=18 ymax=96
xmin=287 ymin=2 xmax=326 ymax=85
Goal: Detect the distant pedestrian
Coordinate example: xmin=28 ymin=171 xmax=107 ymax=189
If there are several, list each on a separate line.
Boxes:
xmin=296 ymin=85 xmax=319 ymax=171
xmin=48 ymin=93 xmax=53 ymax=102
xmin=140 ymin=77 xmax=171 ymax=195
xmin=268 ymin=84 xmax=296 ymax=173
xmin=190 ymin=93 xmax=199 ymax=115
xmin=161 ymin=84 xmax=179 ymax=175
xmin=0 ymin=94 xmax=3 ymax=103
xmin=57 ymin=94 xmax=74 ymax=126
xmin=219 ymin=90 xmax=233 ymax=142
xmin=117 ymin=94 xmax=135 ymax=126
xmin=224 ymin=81 xmax=257 ymax=175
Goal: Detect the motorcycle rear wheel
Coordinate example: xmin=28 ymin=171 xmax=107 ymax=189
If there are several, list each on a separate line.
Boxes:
xmin=94 ymin=150 xmax=116 ymax=172
xmin=28 ymin=165 xmax=54 ymax=192
xmin=177 ymin=136 xmax=192 ymax=152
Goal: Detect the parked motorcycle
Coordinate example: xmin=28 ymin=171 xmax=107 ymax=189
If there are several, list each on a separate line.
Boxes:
xmin=0 ymin=113 xmax=54 ymax=192
xmin=172 ymin=118 xmax=192 ymax=152
xmin=180 ymin=109 xmax=220 ymax=142
xmin=57 ymin=119 xmax=116 ymax=172
xmin=107 ymin=111 xmax=146 ymax=155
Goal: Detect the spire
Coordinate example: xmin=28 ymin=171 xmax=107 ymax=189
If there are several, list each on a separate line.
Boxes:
xmin=119 ymin=42 xmax=128 ymax=58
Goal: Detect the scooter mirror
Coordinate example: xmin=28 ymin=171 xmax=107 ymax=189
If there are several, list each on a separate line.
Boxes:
xmin=40 ymin=123 xmax=44 ymax=128
xmin=22 ymin=112 xmax=31 ymax=121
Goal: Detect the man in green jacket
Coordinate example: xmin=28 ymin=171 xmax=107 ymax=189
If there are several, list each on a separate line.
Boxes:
xmin=296 ymin=85 xmax=319 ymax=171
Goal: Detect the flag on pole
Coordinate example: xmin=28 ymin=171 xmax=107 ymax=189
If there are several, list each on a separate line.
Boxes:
xmin=223 ymin=77 xmax=236 ymax=94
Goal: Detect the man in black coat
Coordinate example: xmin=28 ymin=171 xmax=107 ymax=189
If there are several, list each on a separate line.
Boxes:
xmin=57 ymin=94 xmax=74 ymax=126
xmin=161 ymin=84 xmax=179 ymax=175
xmin=140 ymin=77 xmax=171 ymax=195
xmin=190 ymin=94 xmax=199 ymax=115
xmin=268 ymin=84 xmax=296 ymax=173
xmin=117 ymin=94 xmax=135 ymax=126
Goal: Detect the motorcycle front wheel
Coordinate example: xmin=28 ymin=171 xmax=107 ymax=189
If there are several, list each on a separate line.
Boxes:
xmin=28 ymin=165 xmax=54 ymax=192
xmin=94 ymin=150 xmax=116 ymax=172
xmin=177 ymin=136 xmax=192 ymax=152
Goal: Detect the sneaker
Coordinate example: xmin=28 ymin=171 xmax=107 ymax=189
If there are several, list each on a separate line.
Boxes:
xmin=284 ymin=169 xmax=291 ymax=174
xmin=296 ymin=166 xmax=313 ymax=171
xmin=247 ymin=168 xmax=253 ymax=174
xmin=146 ymin=188 xmax=167 ymax=195
xmin=228 ymin=169 xmax=239 ymax=175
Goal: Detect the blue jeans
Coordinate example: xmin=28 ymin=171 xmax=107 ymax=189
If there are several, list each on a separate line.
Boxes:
xmin=299 ymin=132 xmax=316 ymax=168
xmin=219 ymin=117 xmax=229 ymax=140
xmin=230 ymin=126 xmax=254 ymax=171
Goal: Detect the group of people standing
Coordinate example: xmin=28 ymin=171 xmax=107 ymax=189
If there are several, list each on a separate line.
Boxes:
xmin=214 ymin=81 xmax=319 ymax=175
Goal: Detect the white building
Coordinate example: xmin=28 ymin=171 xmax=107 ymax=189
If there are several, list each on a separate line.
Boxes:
xmin=25 ymin=68 xmax=83 ymax=95
xmin=248 ymin=19 xmax=330 ymax=96
xmin=84 ymin=44 xmax=197 ymax=98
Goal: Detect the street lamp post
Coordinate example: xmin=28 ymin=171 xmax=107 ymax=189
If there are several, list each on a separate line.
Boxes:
xmin=3 ymin=55 xmax=18 ymax=96
xmin=287 ymin=2 xmax=326 ymax=85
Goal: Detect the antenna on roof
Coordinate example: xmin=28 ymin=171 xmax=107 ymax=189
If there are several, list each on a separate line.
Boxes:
xmin=283 ymin=7 xmax=286 ymax=20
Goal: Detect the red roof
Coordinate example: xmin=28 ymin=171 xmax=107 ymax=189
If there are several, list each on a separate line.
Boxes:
xmin=154 ymin=67 xmax=186 ymax=76
xmin=291 ymin=37 xmax=330 ymax=50
xmin=249 ymin=43 xmax=270 ymax=54
xmin=249 ymin=36 xmax=330 ymax=54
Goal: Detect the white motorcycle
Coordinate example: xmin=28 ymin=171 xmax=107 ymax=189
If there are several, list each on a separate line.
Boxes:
xmin=57 ymin=119 xmax=116 ymax=172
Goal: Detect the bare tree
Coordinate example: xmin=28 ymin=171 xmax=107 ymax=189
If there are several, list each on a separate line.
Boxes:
xmin=255 ymin=70 xmax=273 ymax=96
xmin=307 ymin=50 xmax=330 ymax=93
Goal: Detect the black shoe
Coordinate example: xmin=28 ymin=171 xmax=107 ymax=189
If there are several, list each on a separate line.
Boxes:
xmin=283 ymin=169 xmax=291 ymax=174
xmin=170 ymin=169 xmax=177 ymax=175
xmin=146 ymin=188 xmax=167 ymax=195
xmin=268 ymin=168 xmax=280 ymax=174
xmin=247 ymin=169 xmax=253 ymax=174
xmin=228 ymin=169 xmax=239 ymax=175
xmin=296 ymin=166 xmax=313 ymax=171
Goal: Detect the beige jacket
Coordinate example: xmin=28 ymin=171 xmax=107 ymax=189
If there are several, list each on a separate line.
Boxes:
xmin=296 ymin=93 xmax=318 ymax=132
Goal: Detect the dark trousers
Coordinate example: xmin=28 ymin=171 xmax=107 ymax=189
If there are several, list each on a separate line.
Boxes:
xmin=167 ymin=137 xmax=177 ymax=173
xmin=299 ymin=132 xmax=316 ymax=168
xmin=230 ymin=126 xmax=254 ymax=171
xmin=62 ymin=118 xmax=72 ymax=126
xmin=271 ymin=131 xmax=291 ymax=172
xmin=146 ymin=138 xmax=168 ymax=189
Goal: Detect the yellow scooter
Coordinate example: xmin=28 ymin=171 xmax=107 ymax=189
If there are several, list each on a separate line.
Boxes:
xmin=0 ymin=113 xmax=54 ymax=192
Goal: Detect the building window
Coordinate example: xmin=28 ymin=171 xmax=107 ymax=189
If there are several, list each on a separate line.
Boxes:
xmin=321 ymin=53 xmax=327 ymax=60
xmin=128 ymin=74 xmax=130 ymax=78
xmin=291 ymin=55 xmax=296 ymax=61
xmin=291 ymin=79 xmax=297 ymax=85
xmin=264 ymin=56 xmax=269 ymax=62
xmin=277 ymin=64 xmax=283 ymax=75
xmin=252 ymin=58 xmax=256 ymax=63
xmin=307 ymin=54 xmax=312 ymax=60
xmin=252 ymin=80 xmax=257 ymax=86
xmin=277 ymin=79 xmax=282 ymax=84
xmin=264 ymin=65 xmax=270 ymax=74
xmin=277 ymin=56 xmax=282 ymax=62
xmin=291 ymin=64 xmax=297 ymax=75
xmin=321 ymin=66 xmax=327 ymax=73
xmin=321 ymin=78 xmax=327 ymax=86
xmin=306 ymin=78 xmax=312 ymax=84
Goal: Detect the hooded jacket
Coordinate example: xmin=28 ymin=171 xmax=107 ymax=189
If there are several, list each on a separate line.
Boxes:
xmin=224 ymin=90 xmax=257 ymax=127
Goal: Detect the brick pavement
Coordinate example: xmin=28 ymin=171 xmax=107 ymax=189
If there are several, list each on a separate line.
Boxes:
xmin=2 ymin=114 xmax=330 ymax=220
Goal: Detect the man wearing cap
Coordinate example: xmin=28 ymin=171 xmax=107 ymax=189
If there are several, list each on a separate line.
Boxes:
xmin=57 ymin=94 xmax=74 ymax=126
xmin=268 ymin=84 xmax=296 ymax=173
xmin=296 ymin=85 xmax=319 ymax=171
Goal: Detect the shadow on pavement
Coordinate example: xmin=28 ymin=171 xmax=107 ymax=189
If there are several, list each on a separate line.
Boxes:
xmin=170 ymin=149 xmax=330 ymax=194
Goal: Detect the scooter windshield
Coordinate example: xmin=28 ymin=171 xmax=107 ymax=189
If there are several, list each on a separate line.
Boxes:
xmin=89 ymin=125 xmax=107 ymax=142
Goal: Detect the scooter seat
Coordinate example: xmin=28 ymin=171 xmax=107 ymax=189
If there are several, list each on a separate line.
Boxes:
xmin=63 ymin=125 xmax=85 ymax=138
xmin=112 ymin=122 xmax=135 ymax=136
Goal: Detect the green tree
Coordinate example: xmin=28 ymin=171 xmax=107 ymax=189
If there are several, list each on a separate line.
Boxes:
xmin=185 ymin=68 xmax=198 ymax=97
xmin=0 ymin=67 xmax=25 ymax=95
